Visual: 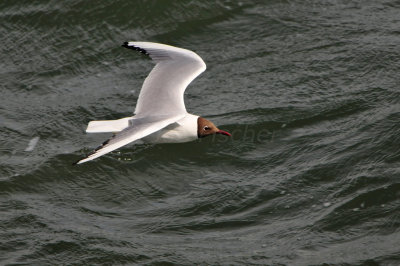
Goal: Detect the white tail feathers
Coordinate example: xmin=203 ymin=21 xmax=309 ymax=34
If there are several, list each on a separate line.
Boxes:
xmin=86 ymin=117 xmax=131 ymax=133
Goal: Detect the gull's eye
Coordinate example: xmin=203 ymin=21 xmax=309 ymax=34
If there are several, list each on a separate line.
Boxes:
xmin=203 ymin=126 xmax=210 ymax=131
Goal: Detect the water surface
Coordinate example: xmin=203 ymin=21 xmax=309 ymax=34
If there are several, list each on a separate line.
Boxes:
xmin=1 ymin=0 xmax=400 ymax=265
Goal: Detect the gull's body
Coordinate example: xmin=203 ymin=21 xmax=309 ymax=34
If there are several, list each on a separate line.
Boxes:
xmin=75 ymin=42 xmax=230 ymax=164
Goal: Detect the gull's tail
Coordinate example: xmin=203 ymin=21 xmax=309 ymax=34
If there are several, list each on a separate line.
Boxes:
xmin=74 ymin=114 xmax=184 ymax=165
xmin=85 ymin=117 xmax=131 ymax=133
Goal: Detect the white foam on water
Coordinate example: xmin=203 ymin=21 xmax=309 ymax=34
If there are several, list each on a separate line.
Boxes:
xmin=25 ymin=136 xmax=40 ymax=152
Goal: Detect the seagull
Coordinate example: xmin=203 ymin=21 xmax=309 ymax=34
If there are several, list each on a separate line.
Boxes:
xmin=74 ymin=42 xmax=231 ymax=164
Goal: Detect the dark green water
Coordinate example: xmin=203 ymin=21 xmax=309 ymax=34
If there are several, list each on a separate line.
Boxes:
xmin=1 ymin=0 xmax=400 ymax=265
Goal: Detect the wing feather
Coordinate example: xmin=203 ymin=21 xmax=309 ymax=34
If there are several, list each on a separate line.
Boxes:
xmin=74 ymin=114 xmax=184 ymax=164
xmin=122 ymin=42 xmax=206 ymax=117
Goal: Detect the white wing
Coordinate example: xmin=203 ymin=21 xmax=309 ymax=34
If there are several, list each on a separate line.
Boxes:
xmin=75 ymin=114 xmax=185 ymax=164
xmin=122 ymin=42 xmax=206 ymax=117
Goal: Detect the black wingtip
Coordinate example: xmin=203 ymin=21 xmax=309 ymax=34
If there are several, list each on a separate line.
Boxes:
xmin=72 ymin=135 xmax=114 ymax=166
xmin=121 ymin=42 xmax=149 ymax=55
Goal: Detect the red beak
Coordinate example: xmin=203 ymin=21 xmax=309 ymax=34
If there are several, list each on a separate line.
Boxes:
xmin=217 ymin=130 xmax=231 ymax=136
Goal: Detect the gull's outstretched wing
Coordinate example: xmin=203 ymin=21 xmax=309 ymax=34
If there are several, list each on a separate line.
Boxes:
xmin=122 ymin=42 xmax=206 ymax=117
xmin=74 ymin=114 xmax=184 ymax=164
